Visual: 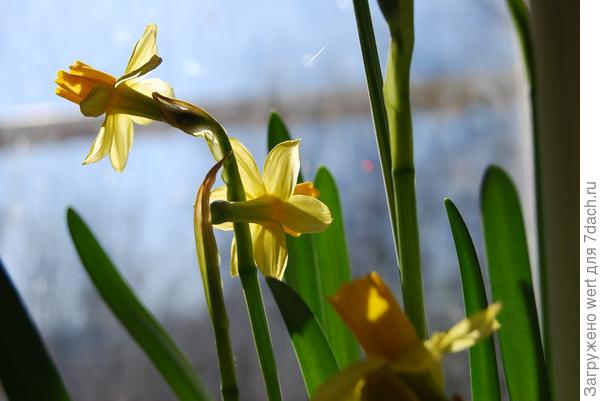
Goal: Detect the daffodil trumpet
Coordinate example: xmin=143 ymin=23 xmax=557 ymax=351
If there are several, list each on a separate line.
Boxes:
xmin=55 ymin=24 xmax=173 ymax=172
xmin=313 ymin=272 xmax=502 ymax=401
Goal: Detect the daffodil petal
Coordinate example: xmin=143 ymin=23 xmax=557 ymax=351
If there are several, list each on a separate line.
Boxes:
xmin=426 ymin=302 xmax=502 ymax=354
xmin=329 ymin=272 xmax=419 ymax=360
xmin=125 ymin=24 xmax=158 ymax=74
xmin=128 ymin=78 xmax=174 ymax=98
xmin=107 ymin=114 xmax=134 ymax=172
xmin=252 ymin=223 xmax=287 ymax=280
xmin=262 ymin=139 xmax=300 ymax=199
xmin=230 ymin=138 xmax=266 ymax=199
xmin=128 ymin=78 xmax=174 ymax=125
xmin=279 ymin=195 xmax=332 ymax=234
xmin=129 ymin=116 xmax=153 ymax=126
xmin=211 ymin=185 xmax=228 ymax=202
xmin=82 ymin=120 xmax=112 ymax=165
xmin=231 ymin=223 xmax=263 ymax=277
xmin=312 ymin=359 xmax=386 ymax=401
xmin=211 ymin=186 xmax=234 ymax=231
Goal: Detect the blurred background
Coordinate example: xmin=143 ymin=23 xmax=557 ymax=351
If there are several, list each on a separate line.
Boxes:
xmin=0 ymin=0 xmax=536 ymax=399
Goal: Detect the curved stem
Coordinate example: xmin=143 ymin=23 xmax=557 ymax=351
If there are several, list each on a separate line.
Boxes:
xmin=153 ymin=93 xmax=283 ymax=401
xmin=194 ymin=158 xmax=239 ymax=401
xmin=213 ymin=127 xmax=283 ymax=401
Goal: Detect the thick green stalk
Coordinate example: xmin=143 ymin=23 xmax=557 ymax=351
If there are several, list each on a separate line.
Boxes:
xmin=214 ymin=127 xmax=283 ymax=401
xmin=351 ymin=0 xmax=397 ymax=253
xmin=381 ymin=0 xmax=427 ymax=338
xmin=529 ymin=1 xmax=578 ymax=398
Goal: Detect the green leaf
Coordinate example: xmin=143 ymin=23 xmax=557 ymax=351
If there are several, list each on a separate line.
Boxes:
xmin=282 ymin=234 xmax=324 ymax=320
xmin=66 ymin=208 xmax=213 ymax=401
xmin=480 ymin=166 xmax=551 ymax=401
xmin=505 ymin=0 xmax=534 ymax=83
xmin=266 ymin=278 xmax=339 ymax=396
xmin=267 ymin=112 xmax=325 ymax=324
xmin=314 ymin=167 xmax=360 ymax=368
xmin=505 ymin=0 xmax=551 ymax=370
xmin=268 ymin=113 xmax=360 ymax=369
xmin=0 ymin=260 xmax=72 ymax=401
xmin=444 ymin=198 xmax=501 ymax=401
xmin=351 ymin=0 xmax=395 ymax=236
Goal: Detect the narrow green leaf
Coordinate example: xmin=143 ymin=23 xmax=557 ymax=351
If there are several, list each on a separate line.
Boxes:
xmin=266 ymin=278 xmax=339 ymax=396
xmin=267 ymin=112 xmax=325 ymax=324
xmin=506 ymin=0 xmax=534 ymax=83
xmin=480 ymin=166 xmax=551 ymax=401
xmin=314 ymin=167 xmax=360 ymax=368
xmin=351 ymin=0 xmax=397 ymax=247
xmin=283 ymin=234 xmax=323 ymax=320
xmin=444 ymin=199 xmax=501 ymax=401
xmin=505 ymin=0 xmax=551 ymax=373
xmin=66 ymin=208 xmax=213 ymax=401
xmin=0 ymin=260 xmax=72 ymax=401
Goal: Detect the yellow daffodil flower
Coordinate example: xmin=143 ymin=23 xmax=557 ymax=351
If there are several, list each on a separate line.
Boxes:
xmin=55 ymin=24 xmax=173 ymax=172
xmin=313 ymin=272 xmax=502 ymax=401
xmin=210 ymin=138 xmax=331 ymax=280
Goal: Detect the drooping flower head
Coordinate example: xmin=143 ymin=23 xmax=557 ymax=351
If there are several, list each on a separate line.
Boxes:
xmin=210 ymin=138 xmax=331 ymax=280
xmin=55 ymin=24 xmax=173 ymax=172
xmin=314 ymin=272 xmax=502 ymax=401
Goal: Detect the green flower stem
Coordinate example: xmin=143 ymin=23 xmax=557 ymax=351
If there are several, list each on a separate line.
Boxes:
xmin=382 ymin=3 xmax=428 ymax=338
xmin=152 ymin=93 xmax=282 ymax=401
xmin=194 ymin=159 xmax=239 ymax=401
xmin=203 ymin=263 xmax=239 ymax=401
xmin=351 ymin=0 xmax=398 ymax=254
xmin=213 ymin=127 xmax=283 ymax=401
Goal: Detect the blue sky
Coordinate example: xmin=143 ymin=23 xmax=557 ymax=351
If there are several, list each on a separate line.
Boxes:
xmin=1 ymin=0 xmax=515 ymax=109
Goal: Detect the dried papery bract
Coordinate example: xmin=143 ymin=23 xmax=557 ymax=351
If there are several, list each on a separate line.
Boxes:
xmin=193 ymin=154 xmax=239 ymax=401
